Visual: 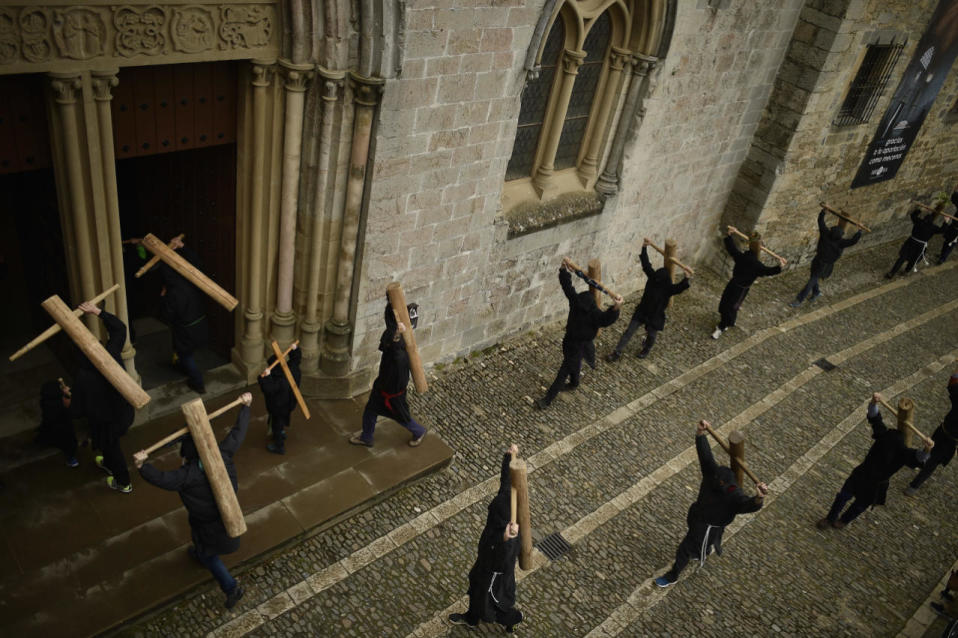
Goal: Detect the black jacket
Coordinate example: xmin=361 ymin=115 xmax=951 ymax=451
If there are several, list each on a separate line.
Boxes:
xmin=468 ymin=453 xmax=519 ymax=619
xmin=810 ymin=210 xmax=861 ymax=279
xmin=845 ymin=407 xmax=927 ymax=505
xmin=723 ymin=235 xmax=781 ymax=288
xmin=366 ymin=303 xmax=414 ymax=422
xmin=929 ymin=375 xmax=958 ymax=467
xmin=632 ymin=246 xmax=690 ymax=331
xmin=71 ymin=310 xmax=135 ymax=437
xmin=689 ymin=434 xmax=763 ymax=526
xmin=559 ymin=268 xmax=619 ymax=342
xmin=159 ymin=246 xmax=208 ymax=355
xmin=257 ymin=347 xmax=302 ymax=418
xmin=139 ymin=405 xmax=250 ymax=555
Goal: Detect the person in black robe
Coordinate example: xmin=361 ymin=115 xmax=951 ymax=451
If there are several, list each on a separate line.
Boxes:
xmin=535 ymin=257 xmax=622 ymax=409
xmin=655 ymin=420 xmax=767 ymax=587
xmin=71 ymin=302 xmax=136 ymax=492
xmin=936 ymin=191 xmax=958 ymax=264
xmin=817 ymin=393 xmax=932 ymax=529
xmin=134 ymin=392 xmax=251 ymax=609
xmin=713 ymin=227 xmax=785 ymax=339
xmin=35 ymin=379 xmax=78 ymax=467
xmin=905 ymin=370 xmax=957 ymax=495
xmin=158 ymin=237 xmax=209 ymax=394
xmin=790 ymin=210 xmax=862 ymax=307
xmin=257 ymin=343 xmax=302 ymax=455
xmin=885 ymin=207 xmax=943 ymax=278
xmin=606 ymin=238 xmax=690 ymax=361
xmin=449 ymin=444 xmax=523 ymax=632
xmin=349 ymin=301 xmax=426 ymax=447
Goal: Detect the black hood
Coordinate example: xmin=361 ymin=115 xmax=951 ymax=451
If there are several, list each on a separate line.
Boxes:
xmin=651 ymin=267 xmax=671 ymax=285
xmin=577 ymin=290 xmax=597 ymax=310
xmin=180 ymin=434 xmax=200 ymax=461
xmin=712 ymin=465 xmax=737 ymax=492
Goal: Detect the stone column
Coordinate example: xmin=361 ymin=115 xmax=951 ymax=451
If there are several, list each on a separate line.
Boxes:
xmin=532 ymin=49 xmax=586 ymax=197
xmin=595 ymin=53 xmax=658 ymax=197
xmin=300 ymin=69 xmax=345 ymax=373
xmin=320 ymin=72 xmax=384 ymax=376
xmin=577 ymin=46 xmax=630 ymax=187
xmin=271 ymin=60 xmax=314 ymax=346
xmin=239 ymin=60 xmax=275 ymax=368
xmin=91 ymin=70 xmax=137 ymax=378
xmin=48 ymin=72 xmax=98 ymax=332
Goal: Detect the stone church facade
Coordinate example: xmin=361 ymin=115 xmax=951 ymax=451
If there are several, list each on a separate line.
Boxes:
xmin=0 ymin=0 xmax=954 ymax=397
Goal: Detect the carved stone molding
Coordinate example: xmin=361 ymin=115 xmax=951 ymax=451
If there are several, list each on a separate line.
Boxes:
xmin=91 ymin=71 xmax=119 ymax=101
xmin=48 ymin=72 xmax=82 ymax=104
xmin=609 ymin=46 xmax=631 ymax=72
xmin=316 ymin=64 xmax=346 ymax=101
xmin=0 ymin=3 xmax=277 ymax=71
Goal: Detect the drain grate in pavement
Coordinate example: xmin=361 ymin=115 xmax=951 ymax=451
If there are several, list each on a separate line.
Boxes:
xmin=536 ymin=532 xmax=572 ymax=560
xmin=814 ymin=358 xmax=837 ymax=371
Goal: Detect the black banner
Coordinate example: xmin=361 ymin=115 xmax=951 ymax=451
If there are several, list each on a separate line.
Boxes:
xmin=851 ymin=0 xmax=958 ymax=188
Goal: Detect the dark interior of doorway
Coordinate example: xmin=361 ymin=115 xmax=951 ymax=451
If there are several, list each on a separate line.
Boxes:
xmin=115 ymin=143 xmax=236 ymax=390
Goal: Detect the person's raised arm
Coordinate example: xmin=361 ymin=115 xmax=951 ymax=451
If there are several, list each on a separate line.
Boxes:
xmin=695 ymin=420 xmax=718 ymax=478
xmin=817 ymin=209 xmax=828 ymax=235
xmin=640 ymin=239 xmax=654 ymax=278
xmin=558 ymin=258 xmax=577 ymax=303
xmin=220 ymin=393 xmax=252 ymax=456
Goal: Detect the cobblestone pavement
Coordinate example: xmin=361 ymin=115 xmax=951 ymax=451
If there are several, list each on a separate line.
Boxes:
xmin=111 ymin=241 xmax=958 ymax=638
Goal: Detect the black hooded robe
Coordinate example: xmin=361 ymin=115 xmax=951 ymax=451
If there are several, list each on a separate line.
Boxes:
xmin=632 ymin=245 xmax=690 ymax=331
xmin=36 ymin=380 xmax=77 ymax=458
xmin=464 ymin=452 xmax=523 ymax=628
xmin=888 ymin=209 xmax=943 ymax=275
xmin=909 ymin=375 xmax=958 ymax=489
xmin=364 ymin=303 xmax=414 ymax=424
xmin=809 ymin=210 xmax=862 ymax=280
xmin=257 ymin=347 xmax=303 ymax=438
xmin=139 ymin=405 xmax=250 ymax=556
xmin=667 ymin=434 xmax=763 ymax=579
xmin=543 ymin=268 xmax=619 ymax=403
xmin=717 ymin=235 xmax=781 ymax=329
xmin=158 ymin=245 xmax=209 ymax=357
xmin=71 ymin=310 xmax=135 ymax=484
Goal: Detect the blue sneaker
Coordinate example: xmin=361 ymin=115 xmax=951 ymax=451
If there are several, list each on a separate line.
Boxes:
xmin=654 ymin=574 xmax=676 ymax=588
xmin=65 ymin=457 xmax=79 ymax=468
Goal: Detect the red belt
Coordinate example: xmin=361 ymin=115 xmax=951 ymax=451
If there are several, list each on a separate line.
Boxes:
xmin=379 ymin=389 xmax=405 ymax=412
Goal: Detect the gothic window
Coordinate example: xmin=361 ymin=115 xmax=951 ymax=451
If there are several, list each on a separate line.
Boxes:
xmin=834 ymin=42 xmax=904 ymax=127
xmin=505 ymin=0 xmax=634 ymax=198
xmin=506 ymin=22 xmax=564 ymax=181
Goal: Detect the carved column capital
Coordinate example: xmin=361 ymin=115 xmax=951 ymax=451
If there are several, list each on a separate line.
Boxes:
xmin=91 ymin=70 xmax=119 ymax=101
xmin=48 ymin=73 xmax=82 ymax=104
xmin=279 ymin=59 xmax=314 ymax=92
xmin=250 ymin=58 xmax=276 ymax=87
xmin=609 ymin=46 xmax=631 ymax=72
xmin=348 ymin=71 xmax=385 ymax=107
xmin=561 ymin=49 xmax=587 ymax=75
xmin=316 ymin=64 xmax=346 ymax=102
xmin=630 ymin=52 xmax=658 ymax=77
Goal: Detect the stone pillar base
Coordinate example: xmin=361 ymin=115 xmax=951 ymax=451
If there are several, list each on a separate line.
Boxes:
xmin=270 ymin=310 xmax=297 ymax=346
xmin=301 ymin=367 xmax=373 ymax=399
xmin=320 ymin=318 xmax=352 ymax=376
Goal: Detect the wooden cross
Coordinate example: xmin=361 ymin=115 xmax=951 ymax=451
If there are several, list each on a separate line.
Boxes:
xmin=139 ymin=233 xmax=238 ymax=311
xmin=269 ymin=340 xmax=310 ymax=420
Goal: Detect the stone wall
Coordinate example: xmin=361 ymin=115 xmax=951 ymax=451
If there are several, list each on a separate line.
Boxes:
xmin=351 ymin=0 xmax=953 ymax=377
xmin=724 ymin=0 xmax=958 ymax=267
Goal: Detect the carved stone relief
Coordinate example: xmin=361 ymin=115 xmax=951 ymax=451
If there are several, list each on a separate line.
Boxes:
xmin=0 ymin=3 xmax=276 ymax=69
xmin=220 ymin=6 xmax=271 ymax=49
xmin=52 ymin=7 xmax=106 ymax=60
xmin=114 ymin=6 xmax=167 ymax=57
xmin=171 ymin=6 xmax=216 ymax=54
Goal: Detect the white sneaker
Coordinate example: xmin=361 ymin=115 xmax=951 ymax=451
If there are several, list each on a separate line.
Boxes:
xmin=711 ymin=327 xmax=723 ymax=340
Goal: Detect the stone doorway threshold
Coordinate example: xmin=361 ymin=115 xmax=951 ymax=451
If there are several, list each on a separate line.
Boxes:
xmin=0 ymin=391 xmax=453 ymax=637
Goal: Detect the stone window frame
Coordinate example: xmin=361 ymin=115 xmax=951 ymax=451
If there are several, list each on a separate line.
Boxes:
xmin=504 ymin=0 xmax=633 ymax=205
xmin=832 ymin=30 xmax=906 ymax=128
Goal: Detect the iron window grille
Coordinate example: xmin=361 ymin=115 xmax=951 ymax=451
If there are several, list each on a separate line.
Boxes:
xmin=833 ymin=43 xmax=904 ymax=127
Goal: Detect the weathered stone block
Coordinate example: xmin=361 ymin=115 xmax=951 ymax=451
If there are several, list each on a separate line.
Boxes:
xmin=438 ymin=74 xmax=477 ymax=102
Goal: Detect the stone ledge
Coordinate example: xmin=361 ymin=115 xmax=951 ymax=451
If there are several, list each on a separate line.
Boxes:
xmin=501 ymin=190 xmax=605 ymax=239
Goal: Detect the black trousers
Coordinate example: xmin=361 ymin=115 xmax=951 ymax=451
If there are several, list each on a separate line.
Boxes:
xmin=544 ymin=339 xmax=585 ymax=404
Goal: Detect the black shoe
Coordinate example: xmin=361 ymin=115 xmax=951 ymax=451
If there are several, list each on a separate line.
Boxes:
xmin=266 ymin=441 xmax=285 ymax=455
xmin=884 ymin=272 xmax=894 ymax=280
xmin=637 ymin=348 xmax=651 ymax=359
xmin=503 ymin=611 xmax=523 ymax=632
xmin=561 ymin=382 xmax=578 ymax=392
xmin=448 ymin=613 xmax=478 ymax=628
xmin=187 ymin=379 xmax=206 ymax=394
xmin=534 ymin=398 xmax=550 ymax=410
xmin=225 ymin=583 xmax=245 ymax=609
xmin=605 ymin=352 xmax=620 ymax=363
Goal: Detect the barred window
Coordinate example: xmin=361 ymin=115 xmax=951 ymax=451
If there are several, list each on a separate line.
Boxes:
xmin=834 ymin=43 xmax=904 ymax=127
